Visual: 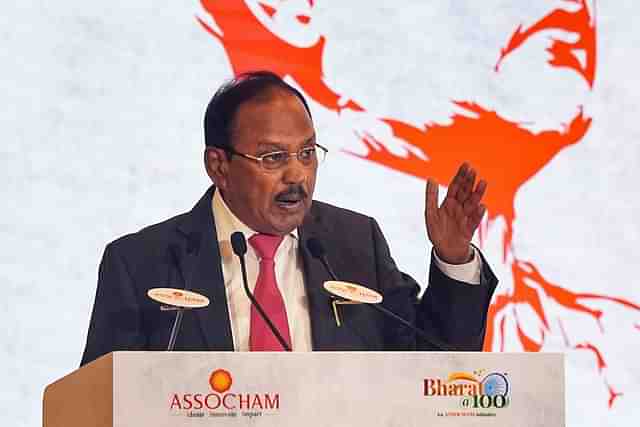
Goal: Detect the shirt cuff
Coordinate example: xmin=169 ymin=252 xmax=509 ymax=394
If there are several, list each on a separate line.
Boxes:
xmin=432 ymin=246 xmax=482 ymax=285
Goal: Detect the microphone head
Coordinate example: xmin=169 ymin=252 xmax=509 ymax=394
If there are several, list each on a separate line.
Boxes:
xmin=306 ymin=237 xmax=326 ymax=259
xmin=230 ymin=231 xmax=248 ymax=256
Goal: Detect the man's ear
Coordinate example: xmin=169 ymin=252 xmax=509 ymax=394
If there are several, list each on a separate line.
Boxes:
xmin=204 ymin=147 xmax=229 ymax=190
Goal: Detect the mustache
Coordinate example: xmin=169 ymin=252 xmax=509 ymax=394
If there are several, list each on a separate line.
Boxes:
xmin=275 ymin=185 xmax=308 ymax=200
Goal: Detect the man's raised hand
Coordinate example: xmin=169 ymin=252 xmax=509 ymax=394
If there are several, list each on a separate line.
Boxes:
xmin=425 ymin=162 xmax=487 ymax=264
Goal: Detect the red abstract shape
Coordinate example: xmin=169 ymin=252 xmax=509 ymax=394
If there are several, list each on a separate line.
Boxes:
xmin=495 ymin=0 xmax=596 ymax=87
xmin=516 ymin=321 xmax=544 ymax=352
xmin=353 ymin=104 xmax=591 ymax=261
xmin=259 ymin=3 xmax=276 ymax=18
xmin=498 ymin=314 xmax=507 ymax=352
xmin=575 ymin=342 xmax=606 ymax=372
xmin=483 ymin=259 xmax=640 ymax=408
xmin=606 ymin=383 xmax=623 ymax=409
xmin=196 ymin=0 xmax=640 ymax=408
xmin=296 ymin=15 xmax=311 ymax=24
xmin=485 ymin=261 xmax=640 ymax=349
xmin=197 ymin=0 xmax=363 ymax=113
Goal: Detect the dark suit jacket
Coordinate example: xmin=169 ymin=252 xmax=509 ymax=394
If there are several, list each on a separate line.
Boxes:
xmin=81 ymin=187 xmax=498 ymax=366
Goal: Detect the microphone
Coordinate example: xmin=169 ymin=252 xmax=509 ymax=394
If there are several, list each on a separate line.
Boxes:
xmin=305 ymin=237 xmax=452 ymax=351
xmin=166 ymin=244 xmax=186 ymax=351
xmin=230 ymin=231 xmax=291 ymax=352
xmin=306 ymin=237 xmax=339 ymax=281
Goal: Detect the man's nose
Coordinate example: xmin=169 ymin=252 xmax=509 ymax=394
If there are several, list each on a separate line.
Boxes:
xmin=281 ymin=156 xmax=308 ymax=184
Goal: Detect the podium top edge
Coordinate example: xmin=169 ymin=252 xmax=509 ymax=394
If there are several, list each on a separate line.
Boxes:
xmin=107 ymin=351 xmax=565 ymax=356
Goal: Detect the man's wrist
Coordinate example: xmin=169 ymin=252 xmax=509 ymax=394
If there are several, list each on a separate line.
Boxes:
xmin=434 ymin=245 xmax=474 ymax=265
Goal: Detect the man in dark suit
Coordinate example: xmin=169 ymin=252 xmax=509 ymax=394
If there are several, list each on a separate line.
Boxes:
xmin=81 ymin=71 xmax=497 ymax=366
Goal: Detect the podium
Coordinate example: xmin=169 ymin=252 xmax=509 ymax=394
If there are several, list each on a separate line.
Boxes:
xmin=44 ymin=351 xmax=564 ymax=426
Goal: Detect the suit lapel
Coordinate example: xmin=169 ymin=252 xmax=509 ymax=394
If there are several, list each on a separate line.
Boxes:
xmin=176 ymin=186 xmax=234 ymax=351
xmin=174 ymin=191 xmax=349 ymax=351
xmin=298 ymin=206 xmax=341 ymax=350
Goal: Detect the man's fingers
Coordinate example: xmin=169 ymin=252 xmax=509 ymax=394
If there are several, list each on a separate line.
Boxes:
xmin=447 ymin=162 xmax=468 ymax=202
xmin=462 ymin=179 xmax=487 ymax=216
xmin=467 ymin=203 xmax=486 ymax=235
xmin=425 ymin=178 xmax=439 ymax=225
xmin=457 ymin=167 xmax=476 ymax=203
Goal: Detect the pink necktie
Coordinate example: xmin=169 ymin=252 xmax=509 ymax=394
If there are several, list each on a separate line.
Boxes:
xmin=248 ymin=234 xmax=292 ymax=351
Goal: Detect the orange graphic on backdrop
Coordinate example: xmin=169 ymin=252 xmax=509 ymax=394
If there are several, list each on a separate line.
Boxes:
xmin=198 ymin=0 xmax=362 ymax=113
xmin=495 ymin=0 xmax=597 ymax=88
xmin=355 ymin=104 xmax=591 ymax=260
xmin=198 ymin=0 xmax=639 ymax=408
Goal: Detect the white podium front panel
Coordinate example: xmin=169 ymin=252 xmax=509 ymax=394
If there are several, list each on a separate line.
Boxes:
xmin=113 ymin=352 xmax=563 ymax=427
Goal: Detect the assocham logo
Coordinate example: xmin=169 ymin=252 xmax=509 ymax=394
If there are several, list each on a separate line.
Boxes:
xmin=424 ymin=370 xmax=510 ymax=418
xmin=169 ymin=369 xmax=280 ymax=419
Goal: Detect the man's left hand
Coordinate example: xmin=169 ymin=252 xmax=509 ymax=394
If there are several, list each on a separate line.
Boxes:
xmin=425 ymin=162 xmax=487 ymax=264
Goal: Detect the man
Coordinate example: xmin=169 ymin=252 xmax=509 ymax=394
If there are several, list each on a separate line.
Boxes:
xmin=80 ymin=71 xmax=497 ymax=366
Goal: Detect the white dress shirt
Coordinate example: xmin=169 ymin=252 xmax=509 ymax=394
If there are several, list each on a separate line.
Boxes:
xmin=211 ymin=190 xmax=481 ymax=351
xmin=212 ymin=190 xmax=313 ymax=351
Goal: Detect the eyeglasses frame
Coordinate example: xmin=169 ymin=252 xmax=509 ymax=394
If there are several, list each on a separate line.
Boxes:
xmin=212 ymin=143 xmax=329 ymax=170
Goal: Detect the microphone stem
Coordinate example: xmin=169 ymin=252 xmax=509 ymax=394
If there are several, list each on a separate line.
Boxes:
xmin=311 ymin=239 xmax=454 ymax=351
xmin=369 ymin=304 xmax=450 ymax=351
xmin=238 ymin=255 xmax=292 ymax=352
xmin=167 ymin=309 xmax=184 ymax=351
xmin=321 ymin=257 xmax=339 ymax=281
xmin=167 ymin=245 xmax=187 ymax=351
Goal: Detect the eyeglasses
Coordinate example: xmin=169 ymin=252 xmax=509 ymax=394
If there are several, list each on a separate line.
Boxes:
xmin=222 ymin=143 xmax=328 ymax=170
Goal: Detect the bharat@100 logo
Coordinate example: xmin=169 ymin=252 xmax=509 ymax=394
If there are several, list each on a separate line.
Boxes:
xmin=424 ymin=369 xmax=510 ymax=417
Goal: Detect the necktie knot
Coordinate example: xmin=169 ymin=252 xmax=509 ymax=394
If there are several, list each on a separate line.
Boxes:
xmin=249 ymin=234 xmax=284 ymax=261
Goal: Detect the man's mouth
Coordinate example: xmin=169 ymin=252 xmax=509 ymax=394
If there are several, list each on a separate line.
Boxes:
xmin=275 ymin=189 xmax=307 ymax=210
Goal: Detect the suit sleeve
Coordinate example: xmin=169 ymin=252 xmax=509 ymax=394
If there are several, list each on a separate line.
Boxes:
xmin=418 ymin=247 xmax=498 ymax=350
xmin=80 ymin=243 xmax=146 ymax=366
xmin=370 ymin=218 xmax=498 ymax=351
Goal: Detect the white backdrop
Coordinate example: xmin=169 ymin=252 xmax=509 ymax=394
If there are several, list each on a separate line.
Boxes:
xmin=2 ymin=1 xmax=639 ymax=426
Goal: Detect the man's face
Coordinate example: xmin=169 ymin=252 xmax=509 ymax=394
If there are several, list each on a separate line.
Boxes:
xmin=207 ymin=90 xmax=317 ymax=235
